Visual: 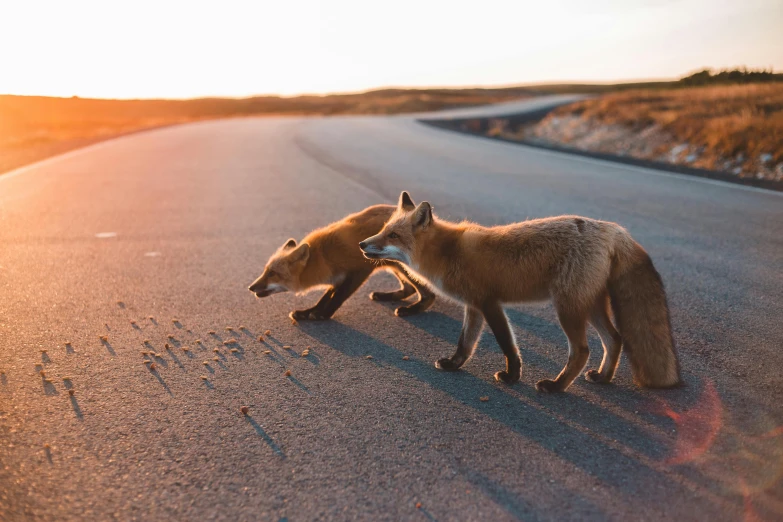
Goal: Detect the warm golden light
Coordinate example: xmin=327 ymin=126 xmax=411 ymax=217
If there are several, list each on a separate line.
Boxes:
xmin=1 ymin=0 xmax=781 ymax=99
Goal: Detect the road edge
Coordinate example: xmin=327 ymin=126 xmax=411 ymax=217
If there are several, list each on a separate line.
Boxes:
xmin=418 ymin=112 xmax=783 ymax=194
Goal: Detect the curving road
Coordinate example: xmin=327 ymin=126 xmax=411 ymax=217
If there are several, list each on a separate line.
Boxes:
xmin=1 ymin=96 xmax=781 ymax=521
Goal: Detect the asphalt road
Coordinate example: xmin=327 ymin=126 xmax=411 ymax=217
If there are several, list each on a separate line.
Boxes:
xmin=1 ymin=96 xmax=781 ymax=521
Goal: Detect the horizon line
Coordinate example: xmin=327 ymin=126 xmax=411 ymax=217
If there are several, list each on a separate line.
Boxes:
xmin=0 ymin=75 xmax=685 ymax=102
xmin=4 ymin=66 xmax=779 ymax=102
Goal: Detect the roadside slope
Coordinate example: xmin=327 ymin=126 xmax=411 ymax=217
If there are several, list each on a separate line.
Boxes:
xmin=479 ymin=84 xmax=783 ymax=184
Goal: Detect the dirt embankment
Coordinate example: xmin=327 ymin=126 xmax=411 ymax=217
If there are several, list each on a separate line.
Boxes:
xmin=491 ymin=84 xmax=783 ymax=182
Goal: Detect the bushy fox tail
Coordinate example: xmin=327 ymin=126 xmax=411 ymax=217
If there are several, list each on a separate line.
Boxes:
xmin=609 ymin=240 xmax=681 ymax=388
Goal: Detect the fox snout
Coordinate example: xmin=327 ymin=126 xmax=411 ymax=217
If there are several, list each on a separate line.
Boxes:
xmin=360 ymin=236 xmax=410 ymax=264
xmin=359 ymin=238 xmax=383 ymax=259
xmin=249 ymin=285 xmax=274 ymax=298
xmin=248 ymin=279 xmax=269 ymax=297
xmin=248 ymin=275 xmax=283 ymax=298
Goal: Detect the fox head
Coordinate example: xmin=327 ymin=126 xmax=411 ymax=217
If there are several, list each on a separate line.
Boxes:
xmin=248 ymin=238 xmax=310 ymax=298
xmin=359 ymin=191 xmax=432 ymax=266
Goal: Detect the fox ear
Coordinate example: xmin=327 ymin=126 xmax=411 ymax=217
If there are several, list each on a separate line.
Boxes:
xmin=290 ymin=242 xmax=310 ymax=263
xmin=413 ymin=202 xmax=432 ymax=228
xmin=284 ymin=238 xmax=297 ymax=249
xmin=398 ymin=191 xmax=415 ymax=211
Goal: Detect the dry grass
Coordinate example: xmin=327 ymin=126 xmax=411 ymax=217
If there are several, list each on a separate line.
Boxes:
xmin=0 ymin=88 xmax=531 ymax=174
xmin=551 ymin=84 xmax=783 ymax=170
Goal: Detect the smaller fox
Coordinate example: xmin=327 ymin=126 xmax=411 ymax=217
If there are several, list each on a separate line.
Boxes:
xmin=359 ymin=191 xmax=680 ymax=393
xmin=248 ymin=203 xmax=435 ymax=321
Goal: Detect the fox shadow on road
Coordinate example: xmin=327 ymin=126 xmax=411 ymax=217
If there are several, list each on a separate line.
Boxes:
xmin=461 ymin=467 xmax=605 ymax=521
xmin=295 ymin=315 xmax=732 ymax=519
xmin=401 ymin=307 xmax=705 ymax=415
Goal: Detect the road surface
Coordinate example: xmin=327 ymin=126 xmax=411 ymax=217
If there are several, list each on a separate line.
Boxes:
xmin=1 ymin=97 xmax=781 ymax=521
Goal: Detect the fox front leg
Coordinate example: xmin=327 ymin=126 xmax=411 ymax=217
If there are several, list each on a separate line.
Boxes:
xmin=290 ymin=288 xmax=336 ymax=321
xmin=480 ymin=301 xmax=522 ymax=385
xmin=436 ymin=306 xmax=484 ymax=371
xmin=291 ymin=273 xmax=370 ymax=321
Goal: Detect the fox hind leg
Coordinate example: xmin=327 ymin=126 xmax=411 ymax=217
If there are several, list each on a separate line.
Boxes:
xmin=370 ymin=266 xmax=435 ymax=317
xmin=394 ymin=274 xmax=435 ymax=317
xmin=585 ymin=293 xmax=622 ymax=384
xmin=436 ymin=306 xmax=484 ymax=371
xmin=369 ymin=266 xmax=417 ymax=302
xmin=537 ymin=305 xmax=589 ymax=393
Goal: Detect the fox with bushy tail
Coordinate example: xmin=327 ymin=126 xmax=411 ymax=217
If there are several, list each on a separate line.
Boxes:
xmin=359 ymin=191 xmax=680 ymax=392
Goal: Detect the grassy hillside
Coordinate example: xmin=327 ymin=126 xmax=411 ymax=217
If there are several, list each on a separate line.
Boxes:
xmin=550 ymin=83 xmax=782 ymax=162
xmin=507 ymin=82 xmax=783 ymax=181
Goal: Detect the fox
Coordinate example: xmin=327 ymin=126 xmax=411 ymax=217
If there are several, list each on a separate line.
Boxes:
xmin=248 ymin=203 xmax=435 ymax=321
xmin=359 ymin=191 xmax=680 ymax=393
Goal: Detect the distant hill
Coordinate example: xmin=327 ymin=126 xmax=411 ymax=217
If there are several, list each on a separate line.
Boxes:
xmin=678 ymin=68 xmax=783 ymax=87
xmin=1 ymin=68 xmax=779 ymax=175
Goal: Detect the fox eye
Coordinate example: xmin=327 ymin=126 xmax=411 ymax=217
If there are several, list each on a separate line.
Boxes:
xmin=388 ymin=232 xmax=399 ymax=240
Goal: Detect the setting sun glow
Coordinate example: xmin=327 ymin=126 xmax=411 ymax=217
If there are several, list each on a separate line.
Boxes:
xmin=1 ymin=0 xmax=781 ymax=99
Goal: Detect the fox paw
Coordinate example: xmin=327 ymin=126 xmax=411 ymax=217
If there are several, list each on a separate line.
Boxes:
xmin=369 ymin=291 xmax=397 ymax=302
xmin=535 ymin=379 xmax=564 ymax=393
xmin=494 ymin=370 xmax=521 ymax=385
xmin=435 ymin=357 xmax=462 ymax=371
xmin=584 ymin=369 xmax=611 ymax=383
xmin=289 ymin=310 xmax=329 ymax=321
xmin=394 ymin=305 xmax=419 ymax=317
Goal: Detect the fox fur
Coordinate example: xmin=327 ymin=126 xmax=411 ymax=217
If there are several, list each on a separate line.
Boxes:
xmin=249 ymin=203 xmax=435 ymax=321
xmin=359 ymin=191 xmax=680 ymax=392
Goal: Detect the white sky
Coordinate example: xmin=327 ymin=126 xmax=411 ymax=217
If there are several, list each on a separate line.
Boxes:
xmin=0 ymin=0 xmax=781 ymax=99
